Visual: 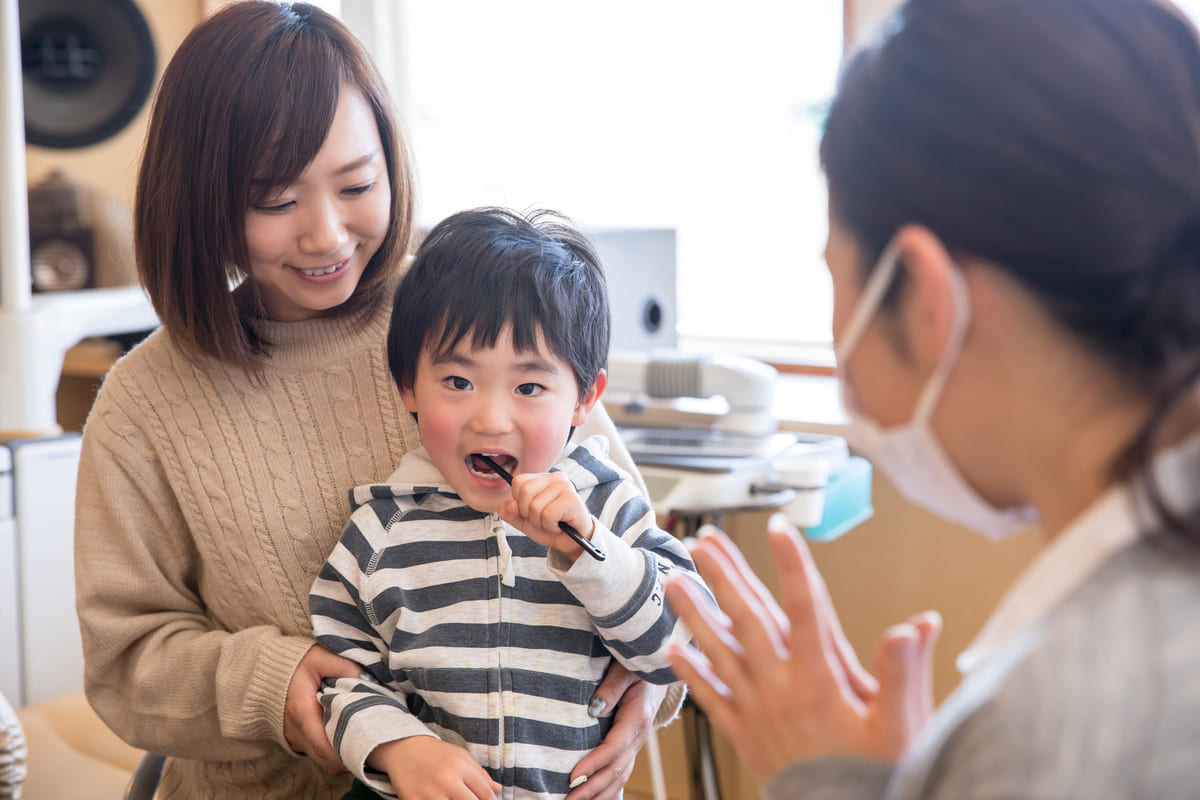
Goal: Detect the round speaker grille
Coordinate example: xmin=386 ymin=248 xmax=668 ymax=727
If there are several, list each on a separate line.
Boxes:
xmin=20 ymin=0 xmax=156 ymax=149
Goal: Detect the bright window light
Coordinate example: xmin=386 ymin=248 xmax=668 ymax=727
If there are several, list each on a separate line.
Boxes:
xmin=1174 ymin=0 xmax=1200 ymax=19
xmin=358 ymin=2 xmax=843 ymax=361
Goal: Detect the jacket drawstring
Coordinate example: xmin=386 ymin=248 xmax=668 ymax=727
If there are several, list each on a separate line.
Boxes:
xmin=493 ymin=517 xmax=517 ymax=587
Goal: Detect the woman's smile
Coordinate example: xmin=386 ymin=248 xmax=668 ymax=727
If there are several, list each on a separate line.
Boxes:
xmin=292 ymin=259 xmax=350 ymax=279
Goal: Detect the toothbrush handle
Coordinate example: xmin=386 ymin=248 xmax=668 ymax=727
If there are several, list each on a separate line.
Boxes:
xmin=559 ymin=521 xmax=606 ymax=561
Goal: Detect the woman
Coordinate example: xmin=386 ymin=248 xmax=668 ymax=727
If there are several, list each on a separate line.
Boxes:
xmin=73 ymin=4 xmax=674 ymax=799
xmin=665 ymin=0 xmax=1200 ymax=797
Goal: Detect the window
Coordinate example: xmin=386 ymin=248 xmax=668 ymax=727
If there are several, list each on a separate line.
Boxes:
xmin=347 ymin=2 xmax=844 ymax=364
xmin=1174 ymin=1 xmax=1200 ymax=22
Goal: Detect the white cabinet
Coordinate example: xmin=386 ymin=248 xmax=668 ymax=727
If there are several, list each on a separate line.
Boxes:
xmin=0 ymin=444 xmax=19 ymax=703
xmin=1 ymin=436 xmax=85 ymax=707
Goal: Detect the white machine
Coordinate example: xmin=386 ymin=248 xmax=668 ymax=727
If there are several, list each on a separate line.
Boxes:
xmin=607 ymin=349 xmax=781 ymax=435
xmin=607 ymin=350 xmax=851 ymax=527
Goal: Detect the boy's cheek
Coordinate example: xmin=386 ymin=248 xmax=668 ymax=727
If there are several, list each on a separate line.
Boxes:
xmin=416 ymin=414 xmax=463 ymax=468
xmin=416 ymin=410 xmax=456 ymax=441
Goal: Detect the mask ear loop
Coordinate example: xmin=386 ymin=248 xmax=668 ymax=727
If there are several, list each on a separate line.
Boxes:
xmin=833 ymin=240 xmax=903 ymax=364
xmin=833 ymin=238 xmax=973 ymax=426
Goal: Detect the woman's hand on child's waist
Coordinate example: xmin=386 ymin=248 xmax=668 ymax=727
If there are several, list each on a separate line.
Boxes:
xmin=286 ymin=644 xmax=362 ymax=774
xmin=567 ymin=668 xmax=666 ymax=800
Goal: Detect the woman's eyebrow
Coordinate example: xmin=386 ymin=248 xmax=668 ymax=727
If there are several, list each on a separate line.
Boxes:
xmin=336 ymin=151 xmax=379 ymax=175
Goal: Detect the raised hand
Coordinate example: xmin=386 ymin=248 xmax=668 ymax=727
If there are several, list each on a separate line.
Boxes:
xmin=664 ymin=516 xmax=940 ymax=785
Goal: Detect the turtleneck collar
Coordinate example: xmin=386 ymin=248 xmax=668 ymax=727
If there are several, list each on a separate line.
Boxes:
xmin=241 ymin=282 xmax=395 ymax=372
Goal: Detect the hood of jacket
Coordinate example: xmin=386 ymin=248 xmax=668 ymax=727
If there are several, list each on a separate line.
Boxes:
xmin=346 ymin=433 xmax=614 ymax=513
xmin=344 ymin=434 xmax=615 ymax=588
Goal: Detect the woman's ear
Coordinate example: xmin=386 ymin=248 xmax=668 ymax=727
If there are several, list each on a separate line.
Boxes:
xmin=891 ymin=224 xmax=963 ymax=378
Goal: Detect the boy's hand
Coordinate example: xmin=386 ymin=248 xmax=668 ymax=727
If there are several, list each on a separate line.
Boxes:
xmin=371 ymin=737 xmax=500 ymax=800
xmin=499 ymin=471 xmax=594 ymax=559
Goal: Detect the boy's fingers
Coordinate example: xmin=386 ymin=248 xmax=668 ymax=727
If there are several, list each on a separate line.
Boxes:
xmin=466 ymin=770 xmax=501 ymax=800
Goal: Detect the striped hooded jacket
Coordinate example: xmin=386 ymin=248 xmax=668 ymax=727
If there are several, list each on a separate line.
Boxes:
xmin=310 ymin=435 xmax=705 ymax=800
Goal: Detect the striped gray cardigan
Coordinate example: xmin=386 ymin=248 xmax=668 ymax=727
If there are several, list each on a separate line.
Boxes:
xmin=310 ymin=435 xmax=703 ymax=800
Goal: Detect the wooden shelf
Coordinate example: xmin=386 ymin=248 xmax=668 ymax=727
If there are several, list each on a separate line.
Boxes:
xmin=62 ymin=338 xmax=123 ymax=379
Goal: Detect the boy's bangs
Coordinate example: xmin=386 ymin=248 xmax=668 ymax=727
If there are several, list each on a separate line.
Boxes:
xmin=429 ymin=284 xmax=555 ymax=362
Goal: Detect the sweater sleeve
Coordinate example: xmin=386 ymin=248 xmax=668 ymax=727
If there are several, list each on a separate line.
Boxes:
xmin=548 ymin=464 xmax=714 ymax=685
xmin=310 ymin=513 xmax=438 ymax=791
xmin=75 ymin=394 xmax=313 ymax=760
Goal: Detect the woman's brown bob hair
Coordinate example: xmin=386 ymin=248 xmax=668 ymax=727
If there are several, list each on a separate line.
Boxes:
xmin=135 ymin=1 xmax=414 ymax=369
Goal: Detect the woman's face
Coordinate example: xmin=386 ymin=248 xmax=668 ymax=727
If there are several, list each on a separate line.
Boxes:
xmin=243 ymin=86 xmax=391 ymax=321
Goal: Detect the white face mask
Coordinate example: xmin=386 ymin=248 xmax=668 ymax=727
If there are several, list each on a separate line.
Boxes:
xmin=834 ymin=241 xmax=1037 ymax=540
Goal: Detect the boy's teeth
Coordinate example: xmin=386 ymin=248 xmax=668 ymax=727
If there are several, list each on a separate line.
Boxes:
xmin=470 ymin=453 xmax=513 ymax=475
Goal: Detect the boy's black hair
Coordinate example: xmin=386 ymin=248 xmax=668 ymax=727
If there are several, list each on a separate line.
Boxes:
xmin=388 ymin=207 xmax=610 ymax=399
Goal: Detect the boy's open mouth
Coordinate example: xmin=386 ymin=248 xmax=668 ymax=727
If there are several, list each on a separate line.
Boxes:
xmin=468 ymin=453 xmax=516 ymax=477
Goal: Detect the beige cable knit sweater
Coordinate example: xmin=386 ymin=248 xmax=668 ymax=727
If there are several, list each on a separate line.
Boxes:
xmin=74 ymin=285 xmax=668 ymax=800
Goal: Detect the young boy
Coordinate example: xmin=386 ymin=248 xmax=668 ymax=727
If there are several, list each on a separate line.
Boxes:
xmin=310 ymin=207 xmax=709 ymax=800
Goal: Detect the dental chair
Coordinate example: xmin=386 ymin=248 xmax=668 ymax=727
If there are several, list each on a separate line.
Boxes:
xmin=123 ymin=753 xmax=164 ymax=800
xmin=0 ymin=689 xmax=144 ymax=799
xmin=0 ymin=692 xmax=23 ymax=800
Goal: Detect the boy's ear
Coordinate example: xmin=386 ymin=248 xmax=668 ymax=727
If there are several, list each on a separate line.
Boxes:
xmin=400 ymin=381 xmax=418 ymax=414
xmin=572 ymin=369 xmax=607 ymax=426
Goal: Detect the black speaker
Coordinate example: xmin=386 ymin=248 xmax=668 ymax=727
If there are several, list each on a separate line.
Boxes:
xmin=20 ymin=0 xmax=156 ymax=149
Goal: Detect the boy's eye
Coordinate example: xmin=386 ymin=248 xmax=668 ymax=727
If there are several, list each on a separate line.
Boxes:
xmin=515 ymin=383 xmax=544 ymax=397
xmin=446 ymin=376 xmax=472 ymax=391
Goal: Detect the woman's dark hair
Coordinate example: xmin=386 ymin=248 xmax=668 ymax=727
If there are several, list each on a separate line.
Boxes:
xmin=135 ymin=1 xmax=414 ymax=370
xmin=388 ymin=207 xmax=610 ymax=400
xmin=821 ymin=0 xmax=1200 ymax=541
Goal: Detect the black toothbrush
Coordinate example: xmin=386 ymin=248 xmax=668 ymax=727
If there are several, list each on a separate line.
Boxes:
xmin=473 ymin=453 xmax=607 ymax=561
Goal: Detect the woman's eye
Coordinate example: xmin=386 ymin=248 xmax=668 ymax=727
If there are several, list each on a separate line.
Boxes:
xmin=253 ymin=200 xmax=294 ymax=213
xmin=343 ymin=181 xmax=375 ymax=197
xmin=447 ymin=376 xmax=472 ymax=391
xmin=515 ymin=383 xmax=544 ymax=397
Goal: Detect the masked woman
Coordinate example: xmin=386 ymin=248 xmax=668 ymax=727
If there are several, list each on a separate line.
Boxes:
xmin=666 ymin=0 xmax=1200 ymax=797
